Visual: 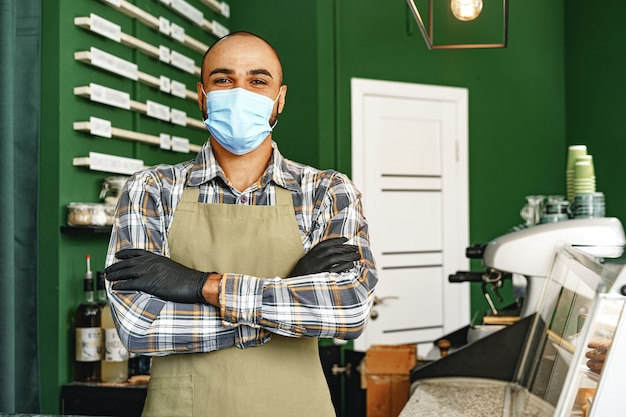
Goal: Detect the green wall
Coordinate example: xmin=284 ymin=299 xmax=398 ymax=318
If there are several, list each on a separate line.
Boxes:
xmin=565 ymin=0 xmax=626 ymax=221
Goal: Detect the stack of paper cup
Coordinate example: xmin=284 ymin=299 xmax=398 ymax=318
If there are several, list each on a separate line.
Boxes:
xmin=574 ymin=155 xmax=596 ymax=194
xmin=566 ymin=145 xmax=588 ymax=202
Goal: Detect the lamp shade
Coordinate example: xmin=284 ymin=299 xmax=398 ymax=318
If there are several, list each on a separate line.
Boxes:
xmin=406 ymin=0 xmax=509 ymax=49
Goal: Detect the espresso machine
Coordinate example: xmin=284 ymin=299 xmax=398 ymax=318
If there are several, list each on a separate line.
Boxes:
xmin=412 ymin=217 xmax=625 ymax=383
xmin=454 ymin=217 xmax=625 ymax=320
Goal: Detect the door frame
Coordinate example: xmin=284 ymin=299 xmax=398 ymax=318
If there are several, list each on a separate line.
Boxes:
xmin=350 ymin=77 xmax=470 ymax=352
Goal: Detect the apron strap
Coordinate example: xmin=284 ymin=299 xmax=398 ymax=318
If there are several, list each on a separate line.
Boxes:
xmin=274 ymin=185 xmax=293 ymax=206
xmin=180 ymin=186 xmax=200 ymax=203
xmin=179 ymin=184 xmax=292 ymax=206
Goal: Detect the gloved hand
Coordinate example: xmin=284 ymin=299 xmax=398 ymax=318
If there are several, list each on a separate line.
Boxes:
xmin=287 ymin=237 xmax=360 ymax=278
xmin=105 ymin=249 xmax=210 ymax=304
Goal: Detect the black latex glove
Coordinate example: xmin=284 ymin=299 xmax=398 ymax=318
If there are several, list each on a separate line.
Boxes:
xmin=105 ymin=249 xmax=209 ymax=304
xmin=287 ymin=237 xmax=360 ymax=278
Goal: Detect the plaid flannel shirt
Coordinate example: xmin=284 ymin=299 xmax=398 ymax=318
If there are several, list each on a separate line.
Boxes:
xmin=105 ymin=141 xmax=377 ymax=355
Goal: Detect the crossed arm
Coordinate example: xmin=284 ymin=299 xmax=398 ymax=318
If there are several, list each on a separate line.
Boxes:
xmin=104 ymin=170 xmax=378 ymax=355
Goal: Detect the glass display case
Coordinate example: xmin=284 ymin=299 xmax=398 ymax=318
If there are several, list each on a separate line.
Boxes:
xmin=402 ymin=243 xmax=626 ymax=417
xmin=512 ymin=245 xmax=626 ymax=416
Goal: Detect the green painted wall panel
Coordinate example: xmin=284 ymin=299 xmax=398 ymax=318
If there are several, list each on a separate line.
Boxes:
xmin=565 ymin=0 xmax=626 ymax=223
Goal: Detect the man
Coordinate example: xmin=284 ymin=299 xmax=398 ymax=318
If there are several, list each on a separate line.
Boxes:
xmin=104 ymin=31 xmax=377 ymax=417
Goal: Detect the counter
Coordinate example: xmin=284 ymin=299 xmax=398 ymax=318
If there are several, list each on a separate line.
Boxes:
xmin=398 ymin=378 xmax=508 ymax=417
xmin=399 ymin=377 xmax=555 ymax=417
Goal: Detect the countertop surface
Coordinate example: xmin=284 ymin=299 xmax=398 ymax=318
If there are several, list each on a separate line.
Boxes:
xmin=399 ymin=377 xmax=508 ymax=417
xmin=399 ymin=377 xmax=555 ymax=417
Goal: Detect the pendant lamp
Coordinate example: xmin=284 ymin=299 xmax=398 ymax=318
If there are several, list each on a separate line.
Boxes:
xmin=406 ymin=0 xmax=509 ymax=49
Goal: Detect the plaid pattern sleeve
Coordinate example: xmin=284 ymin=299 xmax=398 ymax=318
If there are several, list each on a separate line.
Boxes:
xmin=220 ymin=168 xmax=378 ymax=341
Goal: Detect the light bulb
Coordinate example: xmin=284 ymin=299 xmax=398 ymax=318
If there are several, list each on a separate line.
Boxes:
xmin=450 ymin=0 xmax=483 ymax=21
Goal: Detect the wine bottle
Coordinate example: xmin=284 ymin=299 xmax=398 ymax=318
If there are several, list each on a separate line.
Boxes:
xmin=74 ymin=254 xmax=102 ymax=382
xmin=98 ymin=271 xmax=129 ymax=383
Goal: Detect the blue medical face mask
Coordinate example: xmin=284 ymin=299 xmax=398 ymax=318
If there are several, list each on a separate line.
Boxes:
xmin=202 ymin=88 xmax=280 ymax=155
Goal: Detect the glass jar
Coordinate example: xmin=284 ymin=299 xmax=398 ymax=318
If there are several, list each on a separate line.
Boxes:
xmin=67 ymin=203 xmax=92 ymax=226
xmin=90 ymin=204 xmax=108 ymax=226
xmin=104 ymin=204 xmax=116 ymax=226
xmin=99 ymin=176 xmax=129 ymax=206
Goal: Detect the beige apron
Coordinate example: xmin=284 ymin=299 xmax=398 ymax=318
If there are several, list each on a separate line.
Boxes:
xmin=141 ymin=186 xmax=335 ymax=417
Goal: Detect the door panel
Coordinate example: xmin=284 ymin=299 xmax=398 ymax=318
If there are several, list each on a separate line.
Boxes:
xmin=367 ymin=267 xmax=443 ymax=331
xmin=351 ymin=79 xmax=469 ymax=356
xmin=379 ymin=191 xmax=442 ymax=252
xmin=379 ymin=110 xmax=442 ymax=176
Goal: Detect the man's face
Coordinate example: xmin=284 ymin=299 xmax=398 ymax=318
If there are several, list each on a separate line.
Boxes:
xmin=196 ymin=35 xmax=286 ymax=123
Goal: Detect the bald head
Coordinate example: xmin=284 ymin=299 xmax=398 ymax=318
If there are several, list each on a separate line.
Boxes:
xmin=200 ymin=32 xmax=283 ymax=85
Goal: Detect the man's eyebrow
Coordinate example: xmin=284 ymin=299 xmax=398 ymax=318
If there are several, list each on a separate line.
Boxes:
xmin=209 ymin=68 xmax=234 ymax=76
xmin=248 ymin=69 xmax=273 ymax=78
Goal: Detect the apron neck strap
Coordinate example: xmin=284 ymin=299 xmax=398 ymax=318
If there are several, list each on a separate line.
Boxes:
xmin=274 ymin=185 xmax=293 ymax=206
xmin=180 ymin=184 xmax=293 ymax=205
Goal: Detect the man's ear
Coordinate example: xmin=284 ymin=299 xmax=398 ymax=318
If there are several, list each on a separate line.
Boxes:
xmin=277 ymin=85 xmax=287 ymax=114
xmin=196 ymin=82 xmax=207 ymax=119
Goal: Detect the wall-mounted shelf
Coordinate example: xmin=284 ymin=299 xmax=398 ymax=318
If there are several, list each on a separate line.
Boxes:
xmin=61 ymin=226 xmax=113 ymax=234
xmin=73 ymin=84 xmax=205 ymax=130
xmin=74 ymin=49 xmax=198 ymax=102
xmin=73 ymin=120 xmax=202 ymax=153
xmin=75 ymin=15 xmax=202 ymax=77
xmin=73 ymin=152 xmax=146 ymax=175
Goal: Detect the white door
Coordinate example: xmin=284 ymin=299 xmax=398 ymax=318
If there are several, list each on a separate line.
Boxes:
xmin=351 ymin=78 xmax=470 ymax=357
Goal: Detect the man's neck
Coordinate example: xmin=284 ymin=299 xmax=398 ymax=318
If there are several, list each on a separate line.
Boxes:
xmin=211 ymin=137 xmax=273 ymax=192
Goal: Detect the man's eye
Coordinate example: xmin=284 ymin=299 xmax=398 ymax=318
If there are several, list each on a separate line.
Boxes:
xmin=214 ymin=78 xmax=231 ymax=84
xmin=251 ymin=79 xmax=268 ymax=85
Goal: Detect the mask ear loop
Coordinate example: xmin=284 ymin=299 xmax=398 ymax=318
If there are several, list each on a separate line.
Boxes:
xmin=200 ymin=88 xmax=209 ymax=121
xmin=273 ymin=87 xmax=283 ymax=103
xmin=270 ymin=87 xmax=284 ymax=129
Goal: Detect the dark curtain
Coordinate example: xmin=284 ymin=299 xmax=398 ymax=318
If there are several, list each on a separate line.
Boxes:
xmin=0 ymin=0 xmax=41 ymax=413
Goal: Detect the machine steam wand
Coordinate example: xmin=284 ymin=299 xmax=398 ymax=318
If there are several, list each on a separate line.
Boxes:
xmin=449 ymin=268 xmax=511 ymax=316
